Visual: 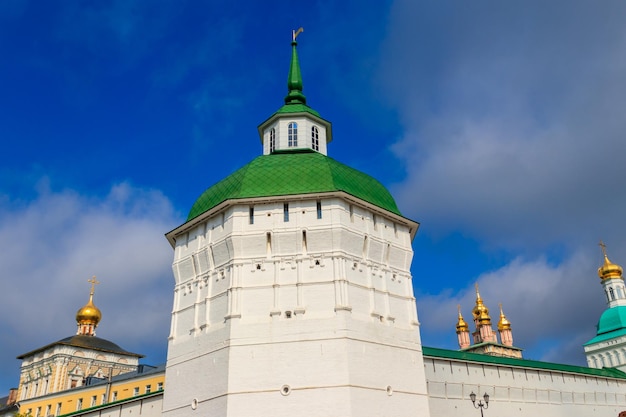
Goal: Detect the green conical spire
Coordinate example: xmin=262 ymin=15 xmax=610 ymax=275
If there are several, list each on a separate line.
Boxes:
xmin=284 ymin=29 xmax=306 ymax=105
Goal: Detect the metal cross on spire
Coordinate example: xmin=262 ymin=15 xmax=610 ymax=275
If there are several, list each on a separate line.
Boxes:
xmin=599 ymin=240 xmax=608 ymax=257
xmin=88 ymin=276 xmax=100 ymax=295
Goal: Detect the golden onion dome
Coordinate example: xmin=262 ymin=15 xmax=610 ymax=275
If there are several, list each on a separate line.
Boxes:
xmin=598 ymin=253 xmax=623 ymax=280
xmin=497 ymin=303 xmax=511 ymax=331
xmin=472 ymin=284 xmax=490 ymax=320
xmin=76 ymin=294 xmax=102 ymax=325
xmin=478 ymin=309 xmax=492 ymax=325
xmin=456 ymin=305 xmax=469 ymax=333
xmin=76 ymin=277 xmax=102 ymax=327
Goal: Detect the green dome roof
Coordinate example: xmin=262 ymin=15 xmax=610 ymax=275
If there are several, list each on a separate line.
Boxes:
xmin=585 ymin=306 xmax=626 ymax=346
xmin=187 ymin=149 xmax=401 ymax=221
xmin=597 ymin=306 xmax=626 ymax=335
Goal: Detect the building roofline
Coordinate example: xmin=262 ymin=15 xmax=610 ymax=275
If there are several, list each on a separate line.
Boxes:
xmin=422 ymin=346 xmax=626 ymax=379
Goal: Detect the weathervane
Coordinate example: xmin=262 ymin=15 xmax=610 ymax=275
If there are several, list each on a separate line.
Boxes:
xmin=292 ymin=27 xmax=304 ymax=41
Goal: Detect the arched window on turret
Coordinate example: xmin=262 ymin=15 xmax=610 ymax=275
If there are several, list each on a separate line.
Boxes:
xmin=618 ymin=286 xmax=624 ymax=299
xmin=269 ymin=128 xmax=275 ymax=153
xmin=311 ymin=126 xmax=319 ymax=151
xmin=610 ymin=287 xmax=616 ymax=301
xmin=288 ymin=122 xmax=298 ymax=147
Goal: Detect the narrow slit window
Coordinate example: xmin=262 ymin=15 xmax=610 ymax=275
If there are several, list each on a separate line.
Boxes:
xmin=311 ymin=126 xmax=319 ymax=151
xmin=316 ymin=200 xmax=322 ymax=219
xmin=385 ymin=243 xmax=391 ymax=265
xmin=288 ymin=122 xmax=298 ymax=147
xmin=266 ymin=232 xmax=272 ymax=256
xmin=249 ymin=206 xmax=254 ymax=224
xmin=349 ymin=205 xmax=354 ymax=222
xmin=269 ymin=128 xmax=276 ymax=153
xmin=362 ymin=236 xmax=368 ymax=258
xmin=284 ymin=203 xmax=289 ymax=222
xmin=302 ymin=230 xmax=307 ymax=253
xmin=373 ymin=214 xmax=378 ymax=230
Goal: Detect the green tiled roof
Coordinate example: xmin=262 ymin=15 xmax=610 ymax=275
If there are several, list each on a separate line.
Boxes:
xmin=422 ymin=346 xmax=626 ymax=379
xmin=274 ymin=103 xmax=321 ymax=118
xmin=584 ymin=306 xmax=626 ymax=345
xmin=187 ymin=149 xmax=401 ymax=221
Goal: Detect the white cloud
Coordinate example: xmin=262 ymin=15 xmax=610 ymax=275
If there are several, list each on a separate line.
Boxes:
xmin=379 ymin=1 xmax=626 ymax=364
xmin=417 ymin=250 xmax=605 ymax=365
xmin=381 ymin=1 xmax=626 ymax=250
xmin=0 ymin=181 xmax=180 ymax=393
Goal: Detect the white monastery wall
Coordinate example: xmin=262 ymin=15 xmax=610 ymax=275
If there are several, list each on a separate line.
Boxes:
xmin=424 ymin=355 xmax=626 ymax=417
xmin=71 ymin=394 xmax=163 ymax=417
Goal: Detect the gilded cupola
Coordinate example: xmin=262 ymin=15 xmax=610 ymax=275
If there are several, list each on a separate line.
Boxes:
xmin=456 ymin=305 xmax=469 ymax=333
xmin=598 ymin=241 xmax=623 ymax=280
xmin=472 ymin=284 xmax=490 ymax=321
xmin=497 ymin=303 xmax=511 ymax=331
xmin=76 ymin=277 xmax=102 ymax=336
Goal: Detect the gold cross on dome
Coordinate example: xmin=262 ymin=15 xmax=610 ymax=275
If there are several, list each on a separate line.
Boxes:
xmin=599 ymin=240 xmax=607 ymax=257
xmin=87 ymin=276 xmax=100 ymax=295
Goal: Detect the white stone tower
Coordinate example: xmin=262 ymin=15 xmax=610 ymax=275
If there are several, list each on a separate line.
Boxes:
xmin=584 ymin=242 xmax=626 ymax=371
xmin=161 ymin=32 xmax=431 ymax=417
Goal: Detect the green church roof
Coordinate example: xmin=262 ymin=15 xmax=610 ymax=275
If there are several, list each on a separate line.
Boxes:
xmin=584 ymin=305 xmax=626 ymax=345
xmin=187 ymin=149 xmax=402 ymax=221
xmin=273 ymin=103 xmax=321 ymax=118
xmin=422 ymin=346 xmax=626 ymax=379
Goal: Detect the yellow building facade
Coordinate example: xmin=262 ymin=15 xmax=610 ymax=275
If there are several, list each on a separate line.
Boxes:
xmin=19 ymin=366 xmax=164 ymax=417
xmin=16 ymin=279 xmax=148 ymax=414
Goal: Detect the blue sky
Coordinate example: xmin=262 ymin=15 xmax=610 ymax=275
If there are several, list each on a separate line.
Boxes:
xmin=2 ymin=0 xmax=626 ymax=394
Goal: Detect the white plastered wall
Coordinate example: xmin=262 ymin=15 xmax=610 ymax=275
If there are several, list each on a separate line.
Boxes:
xmin=424 ymin=355 xmax=626 ymax=417
xmin=162 ymin=195 xmax=430 ymax=417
